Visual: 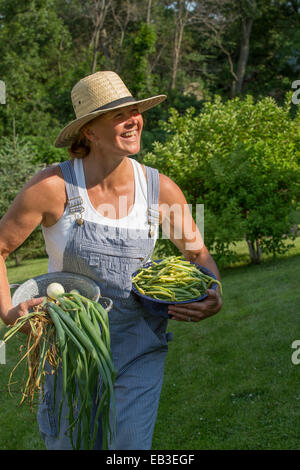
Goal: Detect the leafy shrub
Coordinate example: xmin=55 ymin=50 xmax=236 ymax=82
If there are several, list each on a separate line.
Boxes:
xmin=0 ymin=136 xmax=46 ymax=264
xmin=144 ymin=93 xmax=300 ymax=265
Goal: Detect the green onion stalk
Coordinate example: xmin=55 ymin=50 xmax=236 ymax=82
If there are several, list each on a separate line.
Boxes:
xmin=2 ymin=292 xmax=117 ymax=450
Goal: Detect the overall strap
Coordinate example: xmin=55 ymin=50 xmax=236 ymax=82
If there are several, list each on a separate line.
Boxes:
xmin=59 ymin=160 xmax=85 ymax=224
xmin=145 ymin=165 xmax=160 ymax=238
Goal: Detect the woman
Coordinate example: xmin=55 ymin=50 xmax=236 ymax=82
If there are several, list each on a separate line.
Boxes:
xmin=0 ymin=71 xmax=222 ymax=450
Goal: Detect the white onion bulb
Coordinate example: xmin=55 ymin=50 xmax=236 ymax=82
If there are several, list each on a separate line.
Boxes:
xmin=47 ymin=282 xmax=65 ymax=299
xmin=70 ymin=289 xmax=80 ymax=295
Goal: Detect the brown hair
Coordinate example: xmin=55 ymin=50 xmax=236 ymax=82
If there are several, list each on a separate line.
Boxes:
xmin=68 ymin=131 xmax=91 ymax=159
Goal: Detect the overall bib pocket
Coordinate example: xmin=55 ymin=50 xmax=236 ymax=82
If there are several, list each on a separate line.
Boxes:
xmin=77 ymin=242 xmax=147 ymax=293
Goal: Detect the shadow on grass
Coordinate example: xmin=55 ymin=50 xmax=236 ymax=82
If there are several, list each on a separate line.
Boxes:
xmin=219 ymin=242 xmax=300 ymax=279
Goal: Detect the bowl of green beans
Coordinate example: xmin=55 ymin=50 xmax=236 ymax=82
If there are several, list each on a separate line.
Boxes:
xmin=131 ymin=256 xmax=221 ymax=318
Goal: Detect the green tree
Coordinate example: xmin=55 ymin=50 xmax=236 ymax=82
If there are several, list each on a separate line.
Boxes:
xmin=0 ymin=135 xmax=46 ymax=265
xmin=144 ymin=93 xmax=300 ymax=265
xmin=0 ymin=0 xmax=299 ymax=168
xmin=0 ymin=0 xmax=73 ymax=140
xmin=122 ymin=22 xmax=157 ymax=97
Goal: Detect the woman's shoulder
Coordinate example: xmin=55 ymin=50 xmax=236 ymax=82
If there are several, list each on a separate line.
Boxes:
xmin=28 ymin=163 xmax=65 ymax=192
xmin=158 ymin=172 xmax=186 ymax=206
xmin=18 ymin=163 xmax=67 ymax=213
xmin=15 ymin=163 xmax=68 ymax=227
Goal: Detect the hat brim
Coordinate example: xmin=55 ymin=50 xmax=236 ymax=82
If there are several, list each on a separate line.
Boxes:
xmin=54 ymin=94 xmax=166 ymax=148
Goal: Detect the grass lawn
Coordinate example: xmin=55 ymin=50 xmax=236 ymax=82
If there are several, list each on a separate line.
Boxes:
xmin=0 ymin=240 xmax=300 ymax=450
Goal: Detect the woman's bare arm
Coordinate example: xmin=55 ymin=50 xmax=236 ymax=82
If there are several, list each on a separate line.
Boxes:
xmin=0 ymin=165 xmax=66 ymax=326
xmin=159 ymin=173 xmax=222 ymax=322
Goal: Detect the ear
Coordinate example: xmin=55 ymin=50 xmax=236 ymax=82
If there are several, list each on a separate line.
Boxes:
xmin=81 ymin=124 xmax=96 ymax=143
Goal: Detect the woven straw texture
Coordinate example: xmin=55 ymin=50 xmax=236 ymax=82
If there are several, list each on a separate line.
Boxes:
xmin=72 ymin=71 xmax=132 ymax=118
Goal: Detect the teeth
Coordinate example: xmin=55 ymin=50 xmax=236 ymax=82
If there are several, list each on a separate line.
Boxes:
xmin=122 ymin=131 xmax=136 ymax=137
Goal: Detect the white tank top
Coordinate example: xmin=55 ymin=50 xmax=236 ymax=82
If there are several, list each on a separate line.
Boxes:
xmin=42 ymin=157 xmax=158 ymax=272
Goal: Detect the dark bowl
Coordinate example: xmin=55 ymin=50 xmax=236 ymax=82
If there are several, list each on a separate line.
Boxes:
xmin=131 ymin=259 xmax=217 ymax=318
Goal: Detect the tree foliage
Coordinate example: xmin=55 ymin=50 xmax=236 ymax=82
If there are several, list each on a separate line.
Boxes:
xmin=144 ymin=93 xmax=300 ymax=264
xmin=0 ymin=0 xmax=299 ymax=265
xmin=0 ymin=0 xmax=299 ymax=145
xmin=0 ymin=136 xmax=46 ymax=265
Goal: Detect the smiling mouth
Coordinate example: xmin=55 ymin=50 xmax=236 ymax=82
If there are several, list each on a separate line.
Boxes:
xmin=120 ymin=130 xmax=137 ymax=138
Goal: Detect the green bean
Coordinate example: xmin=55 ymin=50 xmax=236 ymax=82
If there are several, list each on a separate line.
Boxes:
xmin=133 ymin=256 xmax=222 ymax=303
xmin=146 ymin=290 xmax=174 ymax=299
xmin=210 ymin=279 xmax=223 ymax=295
xmin=136 ymin=285 xmax=146 ymax=295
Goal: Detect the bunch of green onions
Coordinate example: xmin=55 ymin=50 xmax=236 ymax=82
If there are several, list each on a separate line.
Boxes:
xmin=3 ymin=292 xmax=117 ymax=450
xmin=132 ymin=255 xmax=222 ymax=301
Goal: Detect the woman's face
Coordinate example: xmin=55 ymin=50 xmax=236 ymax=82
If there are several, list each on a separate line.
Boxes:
xmin=83 ymin=105 xmax=143 ymax=158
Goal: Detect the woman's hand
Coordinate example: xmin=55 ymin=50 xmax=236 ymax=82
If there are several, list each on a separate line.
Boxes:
xmin=5 ymin=297 xmax=44 ymax=334
xmin=168 ymin=288 xmax=222 ymax=323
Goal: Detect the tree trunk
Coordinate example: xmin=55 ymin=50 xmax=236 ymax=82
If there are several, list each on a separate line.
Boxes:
xmin=91 ymin=21 xmax=101 ymax=73
xmin=58 ymin=37 xmax=63 ymax=77
xmin=13 ymin=252 xmax=21 ymax=267
xmin=171 ymin=24 xmax=183 ymax=90
xmin=90 ymin=0 xmax=112 ymax=74
xmin=110 ymin=1 xmax=129 ymax=72
xmin=247 ymin=238 xmax=261 ymax=264
xmin=171 ymin=0 xmax=185 ymax=90
xmin=146 ymin=0 xmax=152 ymax=24
xmin=231 ymin=17 xmax=253 ymax=97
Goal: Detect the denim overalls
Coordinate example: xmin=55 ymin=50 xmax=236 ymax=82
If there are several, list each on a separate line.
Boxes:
xmin=37 ymin=159 xmax=172 ymax=450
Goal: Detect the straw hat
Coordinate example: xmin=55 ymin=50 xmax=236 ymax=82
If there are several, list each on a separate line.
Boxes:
xmin=54 ymin=71 xmax=167 ymax=148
